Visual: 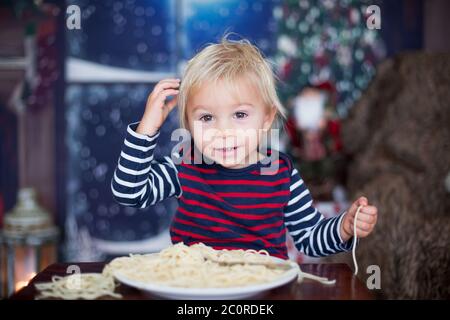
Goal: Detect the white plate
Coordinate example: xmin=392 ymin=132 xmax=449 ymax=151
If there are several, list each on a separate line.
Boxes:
xmin=114 ymin=256 xmax=299 ymax=300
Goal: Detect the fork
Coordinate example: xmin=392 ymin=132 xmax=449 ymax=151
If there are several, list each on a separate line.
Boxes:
xmin=203 ymin=255 xmax=294 ymax=271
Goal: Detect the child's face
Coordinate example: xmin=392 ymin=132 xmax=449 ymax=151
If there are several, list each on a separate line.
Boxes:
xmin=186 ymin=76 xmax=276 ymax=169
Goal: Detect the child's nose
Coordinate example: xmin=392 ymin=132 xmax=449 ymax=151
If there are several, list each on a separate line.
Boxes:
xmin=216 ymin=118 xmax=234 ymax=135
xmin=214 ymin=128 xmax=237 ymax=145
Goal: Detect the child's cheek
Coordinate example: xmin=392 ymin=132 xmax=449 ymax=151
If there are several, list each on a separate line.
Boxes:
xmin=194 ymin=131 xmax=215 ymax=158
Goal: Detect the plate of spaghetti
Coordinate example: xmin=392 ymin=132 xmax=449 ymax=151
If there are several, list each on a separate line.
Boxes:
xmin=109 ymin=243 xmax=299 ymax=300
xmin=34 ymin=242 xmax=336 ymax=300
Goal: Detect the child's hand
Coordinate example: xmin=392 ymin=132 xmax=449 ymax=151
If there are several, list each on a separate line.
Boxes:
xmin=340 ymin=196 xmax=378 ymax=242
xmin=136 ymin=78 xmax=180 ymax=136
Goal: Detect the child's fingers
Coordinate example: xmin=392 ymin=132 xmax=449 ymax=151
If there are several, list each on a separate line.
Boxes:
xmin=347 ymin=196 xmax=369 ymax=218
xmin=154 ymin=89 xmax=179 ymax=106
xmin=350 ymin=222 xmax=373 ymax=238
xmin=165 ymin=96 xmax=178 ymax=112
xmin=153 ymin=80 xmax=180 ymax=95
xmin=361 ymin=205 xmax=377 ymax=215
xmin=349 ymin=211 xmax=376 ymax=224
xmin=154 ymin=82 xmax=180 ymax=95
xmin=158 ymin=78 xmax=181 ymax=85
xmin=353 ymin=220 xmax=372 ymax=232
xmin=357 ymin=196 xmax=368 ymax=207
xmin=348 ymin=203 xmax=377 ymax=238
xmin=352 ymin=211 xmax=376 ymax=228
xmin=354 ymin=228 xmax=371 ymax=238
xmin=347 ymin=199 xmax=362 ymax=218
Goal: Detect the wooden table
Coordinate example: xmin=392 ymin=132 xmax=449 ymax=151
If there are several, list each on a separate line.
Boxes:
xmin=9 ymin=262 xmax=375 ymax=300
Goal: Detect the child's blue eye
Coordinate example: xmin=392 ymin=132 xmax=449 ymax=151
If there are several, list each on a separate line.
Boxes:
xmin=234 ymin=112 xmax=248 ymax=119
xmin=200 ymin=114 xmax=213 ymax=122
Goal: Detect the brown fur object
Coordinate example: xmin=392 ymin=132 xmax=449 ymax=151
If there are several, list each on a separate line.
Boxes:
xmin=334 ymin=53 xmax=450 ymax=299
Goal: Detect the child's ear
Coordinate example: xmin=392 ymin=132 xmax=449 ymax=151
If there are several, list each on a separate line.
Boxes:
xmin=263 ymin=106 xmax=277 ymax=131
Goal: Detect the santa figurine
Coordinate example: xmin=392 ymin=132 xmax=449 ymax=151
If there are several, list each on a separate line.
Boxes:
xmin=285 ymin=81 xmax=344 ymax=200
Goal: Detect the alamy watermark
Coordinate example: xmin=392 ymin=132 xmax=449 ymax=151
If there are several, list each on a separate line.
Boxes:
xmin=366 ymin=5 xmax=381 ymax=30
xmin=65 ymin=264 xmax=82 ymax=290
xmin=366 ymin=264 xmax=381 ymax=290
xmin=169 ymin=125 xmax=281 ymax=175
xmin=66 ymin=5 xmax=81 ymax=30
xmin=66 ymin=4 xmax=381 ymax=31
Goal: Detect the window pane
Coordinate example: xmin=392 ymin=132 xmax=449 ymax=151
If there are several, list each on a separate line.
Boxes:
xmin=66 ymin=0 xmax=177 ymax=72
xmin=64 ymin=84 xmax=179 ymax=258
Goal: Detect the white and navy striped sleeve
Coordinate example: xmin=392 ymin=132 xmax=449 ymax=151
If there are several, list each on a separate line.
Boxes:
xmin=283 ymin=167 xmax=354 ymax=257
xmin=111 ymin=122 xmax=182 ymax=209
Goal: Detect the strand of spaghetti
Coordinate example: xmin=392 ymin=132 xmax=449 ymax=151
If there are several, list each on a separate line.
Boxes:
xmin=352 ymin=205 xmax=363 ymax=276
xmin=290 ymin=263 xmax=336 ymax=285
xmin=298 ymin=270 xmax=336 ymax=285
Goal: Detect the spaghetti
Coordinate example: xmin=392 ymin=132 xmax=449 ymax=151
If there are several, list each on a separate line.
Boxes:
xmin=34 ymin=242 xmax=337 ymax=299
xmin=34 ymin=273 xmax=121 ymax=300
xmin=352 ymin=205 xmax=363 ymax=276
xmin=106 ymin=243 xmax=289 ymax=288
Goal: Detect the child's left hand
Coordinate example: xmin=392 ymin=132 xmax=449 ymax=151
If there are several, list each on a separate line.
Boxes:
xmin=340 ymin=196 xmax=378 ymax=242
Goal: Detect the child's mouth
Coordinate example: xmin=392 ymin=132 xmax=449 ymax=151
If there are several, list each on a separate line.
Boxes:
xmin=213 ymin=146 xmax=239 ymax=156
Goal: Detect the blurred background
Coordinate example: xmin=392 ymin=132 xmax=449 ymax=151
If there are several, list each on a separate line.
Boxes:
xmin=0 ymin=0 xmax=449 ymax=299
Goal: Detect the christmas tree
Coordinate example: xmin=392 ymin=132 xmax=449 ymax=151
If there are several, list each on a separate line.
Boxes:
xmin=274 ymin=0 xmax=385 ymax=118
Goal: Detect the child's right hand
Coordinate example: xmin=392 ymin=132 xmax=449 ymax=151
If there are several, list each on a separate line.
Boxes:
xmin=136 ymin=78 xmax=180 ymax=136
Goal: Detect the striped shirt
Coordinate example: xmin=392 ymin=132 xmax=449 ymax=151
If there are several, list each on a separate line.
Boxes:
xmin=111 ymin=123 xmax=354 ymax=259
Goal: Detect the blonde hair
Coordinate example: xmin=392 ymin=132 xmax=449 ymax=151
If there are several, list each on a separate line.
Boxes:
xmin=178 ymin=35 xmax=286 ymax=129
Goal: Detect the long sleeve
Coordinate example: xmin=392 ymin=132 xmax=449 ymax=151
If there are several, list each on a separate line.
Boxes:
xmin=283 ymin=167 xmax=354 ymax=257
xmin=111 ymin=122 xmax=182 ymax=209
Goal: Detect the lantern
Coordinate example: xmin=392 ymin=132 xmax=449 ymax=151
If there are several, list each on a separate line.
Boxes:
xmin=0 ymin=188 xmax=58 ymax=297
